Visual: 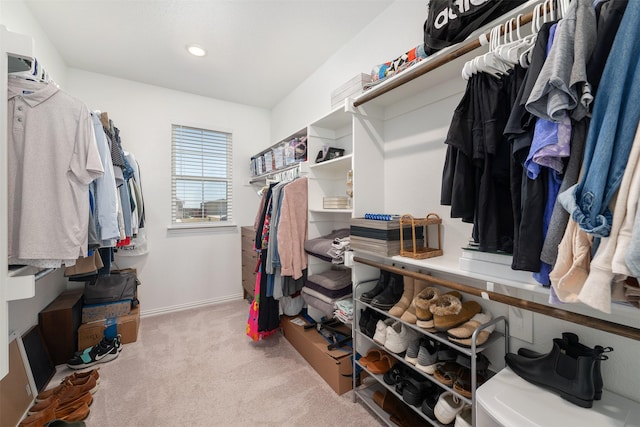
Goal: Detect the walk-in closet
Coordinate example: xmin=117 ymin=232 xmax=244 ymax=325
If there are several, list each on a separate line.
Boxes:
xmin=2 ymin=0 xmax=640 ymax=426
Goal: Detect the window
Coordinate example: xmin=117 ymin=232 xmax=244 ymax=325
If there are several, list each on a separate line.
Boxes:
xmin=171 ymin=124 xmax=232 ymax=224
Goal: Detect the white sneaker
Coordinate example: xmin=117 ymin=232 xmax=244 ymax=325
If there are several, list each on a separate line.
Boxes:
xmin=435 ymin=391 xmax=465 ymax=424
xmin=384 ymin=321 xmax=417 ymax=354
xmin=454 ymin=405 xmax=473 ymax=427
xmin=372 ymin=319 xmax=393 ymax=345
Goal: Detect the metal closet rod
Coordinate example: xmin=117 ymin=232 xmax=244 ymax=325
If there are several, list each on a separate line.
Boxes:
xmin=353 ymin=256 xmax=640 ymax=341
xmin=353 ymin=5 xmax=543 ymax=108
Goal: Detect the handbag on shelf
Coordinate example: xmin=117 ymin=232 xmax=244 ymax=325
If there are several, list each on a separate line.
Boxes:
xmin=423 ymin=0 xmax=525 ymax=55
xmin=83 ymin=271 xmax=140 ymax=306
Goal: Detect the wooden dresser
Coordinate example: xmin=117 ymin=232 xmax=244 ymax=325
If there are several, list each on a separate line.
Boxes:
xmin=241 ymin=226 xmax=258 ymax=300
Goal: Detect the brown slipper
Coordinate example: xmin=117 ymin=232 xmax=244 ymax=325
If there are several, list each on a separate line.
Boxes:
xmin=368 ymin=354 xmax=394 ymax=374
xmin=416 ymin=291 xmax=462 ymax=329
xmin=414 ymin=287 xmax=440 ymax=327
xmin=359 ymin=349 xmax=384 ymax=368
xmin=447 ymin=312 xmax=493 ymax=339
xmin=432 ymin=299 xmax=482 ymax=332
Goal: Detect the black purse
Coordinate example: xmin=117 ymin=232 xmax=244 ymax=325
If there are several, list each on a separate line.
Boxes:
xmin=83 ymin=271 xmax=140 ymax=306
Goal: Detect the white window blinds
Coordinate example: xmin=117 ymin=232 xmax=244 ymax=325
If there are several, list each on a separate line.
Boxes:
xmin=171 ymin=124 xmax=233 ymax=224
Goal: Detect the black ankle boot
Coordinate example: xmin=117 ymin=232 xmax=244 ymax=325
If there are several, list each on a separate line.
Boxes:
xmin=506 ymin=338 xmax=608 ymax=408
xmin=371 ymin=273 xmax=404 ymax=311
xmin=361 ymin=270 xmax=390 ymax=303
xmin=517 ymin=332 xmax=613 ymax=400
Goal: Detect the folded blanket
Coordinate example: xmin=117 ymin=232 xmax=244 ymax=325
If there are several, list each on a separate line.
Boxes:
xmin=306 ymin=268 xmax=351 ymax=290
xmin=304 ymin=229 xmax=350 ymax=263
xmin=301 ymin=287 xmax=352 ymax=319
xmin=304 ymin=280 xmax=352 ymax=299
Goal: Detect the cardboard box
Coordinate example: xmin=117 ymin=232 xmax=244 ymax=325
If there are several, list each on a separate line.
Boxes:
xmin=280 ymin=315 xmax=353 ymax=395
xmin=82 ymin=299 xmax=132 ymax=323
xmin=38 ymin=288 xmax=83 ymax=364
xmin=77 ymin=306 xmax=140 ymax=350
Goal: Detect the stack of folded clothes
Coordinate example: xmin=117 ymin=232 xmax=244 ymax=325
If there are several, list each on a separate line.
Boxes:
xmin=304 ymin=228 xmax=350 ymax=264
xmin=301 ymin=267 xmax=352 ymax=319
xmin=334 ymin=299 xmax=353 ymax=323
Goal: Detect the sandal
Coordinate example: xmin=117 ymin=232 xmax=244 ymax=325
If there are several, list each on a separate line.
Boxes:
xmin=453 ymin=367 xmax=488 ymax=398
xmin=433 ymin=361 xmax=461 ymax=386
xmin=383 ymin=361 xmax=407 ymax=386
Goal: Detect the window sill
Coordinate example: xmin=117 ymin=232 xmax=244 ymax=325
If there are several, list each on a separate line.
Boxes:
xmin=167 ymin=223 xmax=238 ymax=234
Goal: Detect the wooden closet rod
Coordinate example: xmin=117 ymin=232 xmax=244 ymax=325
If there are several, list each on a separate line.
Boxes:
xmin=354 ymin=256 xmax=640 ymax=341
xmin=353 ymin=6 xmax=541 ymax=108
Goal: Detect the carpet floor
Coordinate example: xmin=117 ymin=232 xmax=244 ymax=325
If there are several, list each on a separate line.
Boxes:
xmin=50 ymin=299 xmax=384 ymax=427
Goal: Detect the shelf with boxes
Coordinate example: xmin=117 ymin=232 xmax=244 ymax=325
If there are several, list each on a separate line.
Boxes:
xmin=352 ymin=270 xmax=508 ymax=427
xmin=249 ymin=129 xmax=307 ymax=184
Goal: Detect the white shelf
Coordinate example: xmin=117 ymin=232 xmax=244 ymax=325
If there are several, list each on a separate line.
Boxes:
xmin=476 ymin=367 xmax=640 ymax=427
xmin=351 ymin=0 xmax=538 ymax=112
xmin=309 ymin=208 xmax=352 ymax=214
xmin=309 ymin=105 xmax=352 ymax=129
xmin=308 ymin=153 xmax=352 ymax=173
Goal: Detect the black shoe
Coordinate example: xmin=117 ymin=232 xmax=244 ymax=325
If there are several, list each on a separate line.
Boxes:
xmin=517 ymin=332 xmax=612 ymax=400
xmin=364 ymin=312 xmax=385 ymax=338
xmin=361 ymin=270 xmax=390 ymax=303
xmin=371 ymin=273 xmax=404 ymax=311
xmin=421 ymin=388 xmax=443 ymax=420
xmin=506 ymin=338 xmax=609 ymax=408
xmin=67 ymin=335 xmax=121 ymax=369
xmin=358 ymin=308 xmax=371 ymax=331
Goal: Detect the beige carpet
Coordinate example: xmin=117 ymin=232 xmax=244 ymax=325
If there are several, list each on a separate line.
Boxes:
xmin=50 ymin=299 xmax=383 ymax=427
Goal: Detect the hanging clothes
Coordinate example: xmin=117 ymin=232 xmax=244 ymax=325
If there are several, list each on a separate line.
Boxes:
xmin=7 ymin=78 xmax=104 ymax=268
xmin=559 ymin=0 xmax=640 ymax=238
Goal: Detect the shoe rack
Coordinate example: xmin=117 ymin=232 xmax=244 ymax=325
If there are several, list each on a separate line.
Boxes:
xmin=352 ymin=269 xmax=509 ymax=427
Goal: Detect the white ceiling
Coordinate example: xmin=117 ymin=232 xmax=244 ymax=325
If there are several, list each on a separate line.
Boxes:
xmin=23 ymin=0 xmax=395 ymax=109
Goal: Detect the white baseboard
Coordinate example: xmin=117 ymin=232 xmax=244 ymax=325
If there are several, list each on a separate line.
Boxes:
xmin=140 ymin=293 xmax=245 ymax=318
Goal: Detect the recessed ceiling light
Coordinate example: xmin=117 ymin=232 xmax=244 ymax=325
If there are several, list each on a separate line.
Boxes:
xmin=186 ymin=44 xmax=207 ymax=57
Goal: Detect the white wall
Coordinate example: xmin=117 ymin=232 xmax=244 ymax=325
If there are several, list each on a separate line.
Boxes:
xmin=2 ymin=2 xmax=270 ymax=333
xmin=0 ymin=0 xmax=67 ymax=88
xmin=65 ymin=69 xmax=270 ymax=315
xmin=271 ymin=0 xmax=640 ymax=402
xmin=271 ymin=0 xmax=426 ymax=142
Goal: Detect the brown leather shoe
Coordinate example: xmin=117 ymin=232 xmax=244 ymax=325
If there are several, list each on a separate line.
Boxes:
xmin=29 ymin=391 xmax=93 ymax=415
xmin=36 ymin=376 xmax=98 ymax=403
xmin=55 ymin=401 xmax=90 ymax=422
xmin=65 ymin=368 xmax=100 ymax=386
xmin=19 ymin=405 xmax=55 ymax=427
xmin=36 ymin=381 xmax=73 ymax=402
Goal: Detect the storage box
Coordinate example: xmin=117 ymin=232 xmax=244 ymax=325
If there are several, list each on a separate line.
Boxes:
xmin=81 ymin=299 xmax=132 ymax=323
xmin=349 ymin=217 xmax=423 ymax=257
xmin=323 ymin=196 xmax=350 ymax=209
xmin=281 ymin=315 xmax=353 ymax=395
xmin=331 ymin=73 xmax=372 ymax=109
xmin=38 ymin=289 xmax=84 ymax=365
xmin=77 ymin=306 xmax=140 ymax=351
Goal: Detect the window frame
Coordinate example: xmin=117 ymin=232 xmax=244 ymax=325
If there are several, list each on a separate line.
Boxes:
xmin=170 ymin=124 xmax=233 ymax=228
